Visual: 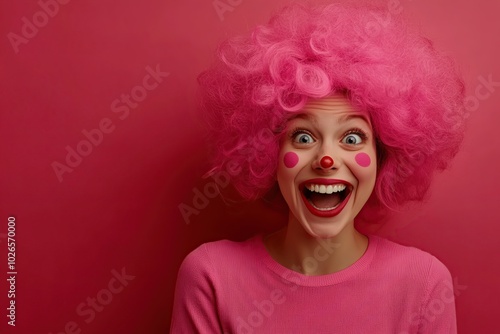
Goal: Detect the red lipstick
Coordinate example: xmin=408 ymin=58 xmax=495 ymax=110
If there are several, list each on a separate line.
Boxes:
xmin=299 ymin=178 xmax=352 ymax=218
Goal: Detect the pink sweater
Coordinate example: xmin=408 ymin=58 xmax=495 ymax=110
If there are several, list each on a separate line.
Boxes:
xmin=170 ymin=234 xmax=457 ymax=333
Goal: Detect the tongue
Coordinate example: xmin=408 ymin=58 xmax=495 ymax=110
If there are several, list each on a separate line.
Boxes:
xmin=309 ymin=193 xmax=342 ymax=209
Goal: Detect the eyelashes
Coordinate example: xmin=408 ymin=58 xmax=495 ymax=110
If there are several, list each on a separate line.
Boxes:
xmin=290 ymin=128 xmax=314 ymax=144
xmin=288 ymin=127 xmax=369 ymax=142
xmin=343 ymin=128 xmax=368 ymax=141
xmin=289 ymin=127 xmax=312 ymax=139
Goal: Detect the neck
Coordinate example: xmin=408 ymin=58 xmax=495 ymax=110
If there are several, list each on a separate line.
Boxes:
xmin=265 ymin=216 xmax=368 ymax=276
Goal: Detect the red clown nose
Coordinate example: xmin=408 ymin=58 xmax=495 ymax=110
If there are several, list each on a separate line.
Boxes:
xmin=320 ymin=156 xmax=334 ymax=168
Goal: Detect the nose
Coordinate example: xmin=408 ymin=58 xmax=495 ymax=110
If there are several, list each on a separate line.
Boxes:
xmin=313 ymin=154 xmax=338 ymax=171
xmin=312 ymin=141 xmax=341 ymax=171
xmin=320 ymin=156 xmax=334 ymax=168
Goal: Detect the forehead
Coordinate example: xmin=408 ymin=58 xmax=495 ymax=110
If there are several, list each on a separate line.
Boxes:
xmin=288 ymin=95 xmax=372 ymax=126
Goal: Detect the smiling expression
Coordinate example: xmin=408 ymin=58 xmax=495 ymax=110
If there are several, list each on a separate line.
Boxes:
xmin=277 ymin=95 xmax=377 ymax=238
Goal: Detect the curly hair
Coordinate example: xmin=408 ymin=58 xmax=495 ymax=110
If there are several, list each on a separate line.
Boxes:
xmin=198 ymin=2 xmax=466 ymax=218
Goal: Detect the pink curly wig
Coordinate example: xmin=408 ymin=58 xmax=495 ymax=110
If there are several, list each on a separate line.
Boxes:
xmin=198 ymin=2 xmax=466 ymax=218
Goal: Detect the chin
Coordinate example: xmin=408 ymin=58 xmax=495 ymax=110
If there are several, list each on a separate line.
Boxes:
xmin=294 ymin=200 xmax=357 ymax=240
xmin=303 ymin=218 xmax=351 ymax=239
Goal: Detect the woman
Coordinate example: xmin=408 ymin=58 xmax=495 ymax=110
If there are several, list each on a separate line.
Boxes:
xmin=171 ymin=2 xmax=465 ymax=333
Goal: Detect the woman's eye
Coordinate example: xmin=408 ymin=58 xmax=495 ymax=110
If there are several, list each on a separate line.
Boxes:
xmin=293 ymin=132 xmax=314 ymax=144
xmin=342 ymin=133 xmax=363 ymax=145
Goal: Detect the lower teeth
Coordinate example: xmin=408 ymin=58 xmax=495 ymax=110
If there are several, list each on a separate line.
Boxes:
xmin=310 ymin=201 xmax=341 ymax=211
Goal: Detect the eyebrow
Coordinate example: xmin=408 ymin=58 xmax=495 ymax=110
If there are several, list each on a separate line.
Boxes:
xmin=288 ymin=113 xmax=313 ymax=122
xmin=338 ymin=113 xmax=371 ymax=125
xmin=288 ymin=112 xmax=371 ymax=125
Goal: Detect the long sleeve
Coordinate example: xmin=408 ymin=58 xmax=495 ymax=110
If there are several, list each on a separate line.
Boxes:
xmin=417 ymin=256 xmax=457 ymax=333
xmin=170 ymin=245 xmax=222 ymax=334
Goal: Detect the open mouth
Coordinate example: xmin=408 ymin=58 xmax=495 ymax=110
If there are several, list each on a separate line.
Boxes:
xmin=300 ymin=179 xmax=352 ymax=218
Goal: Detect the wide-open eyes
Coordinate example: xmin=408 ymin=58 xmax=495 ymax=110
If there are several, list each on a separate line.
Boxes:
xmin=341 ymin=129 xmax=367 ymax=146
xmin=288 ymin=125 xmax=369 ymax=148
xmin=291 ymin=130 xmax=315 ymax=144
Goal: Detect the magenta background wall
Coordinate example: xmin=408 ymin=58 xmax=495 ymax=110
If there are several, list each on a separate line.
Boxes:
xmin=1 ymin=0 xmax=498 ymax=333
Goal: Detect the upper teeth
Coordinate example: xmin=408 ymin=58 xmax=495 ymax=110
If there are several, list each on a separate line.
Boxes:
xmin=306 ymin=184 xmax=347 ymax=194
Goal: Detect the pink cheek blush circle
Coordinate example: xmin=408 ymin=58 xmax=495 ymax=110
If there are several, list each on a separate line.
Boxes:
xmin=283 ymin=152 xmax=299 ymax=169
xmin=355 ymin=153 xmax=371 ymax=168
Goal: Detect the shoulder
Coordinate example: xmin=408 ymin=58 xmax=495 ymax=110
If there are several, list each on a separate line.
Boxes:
xmin=369 ymin=235 xmax=455 ymax=314
xmin=370 ymin=235 xmax=452 ymax=282
xmin=177 ymin=235 xmax=261 ymax=280
xmin=368 ymin=236 xmax=457 ymax=331
xmin=171 ymin=238 xmax=261 ymax=333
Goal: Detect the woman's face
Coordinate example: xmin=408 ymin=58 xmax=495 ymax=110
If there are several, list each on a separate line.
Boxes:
xmin=277 ymin=95 xmax=377 ymax=238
